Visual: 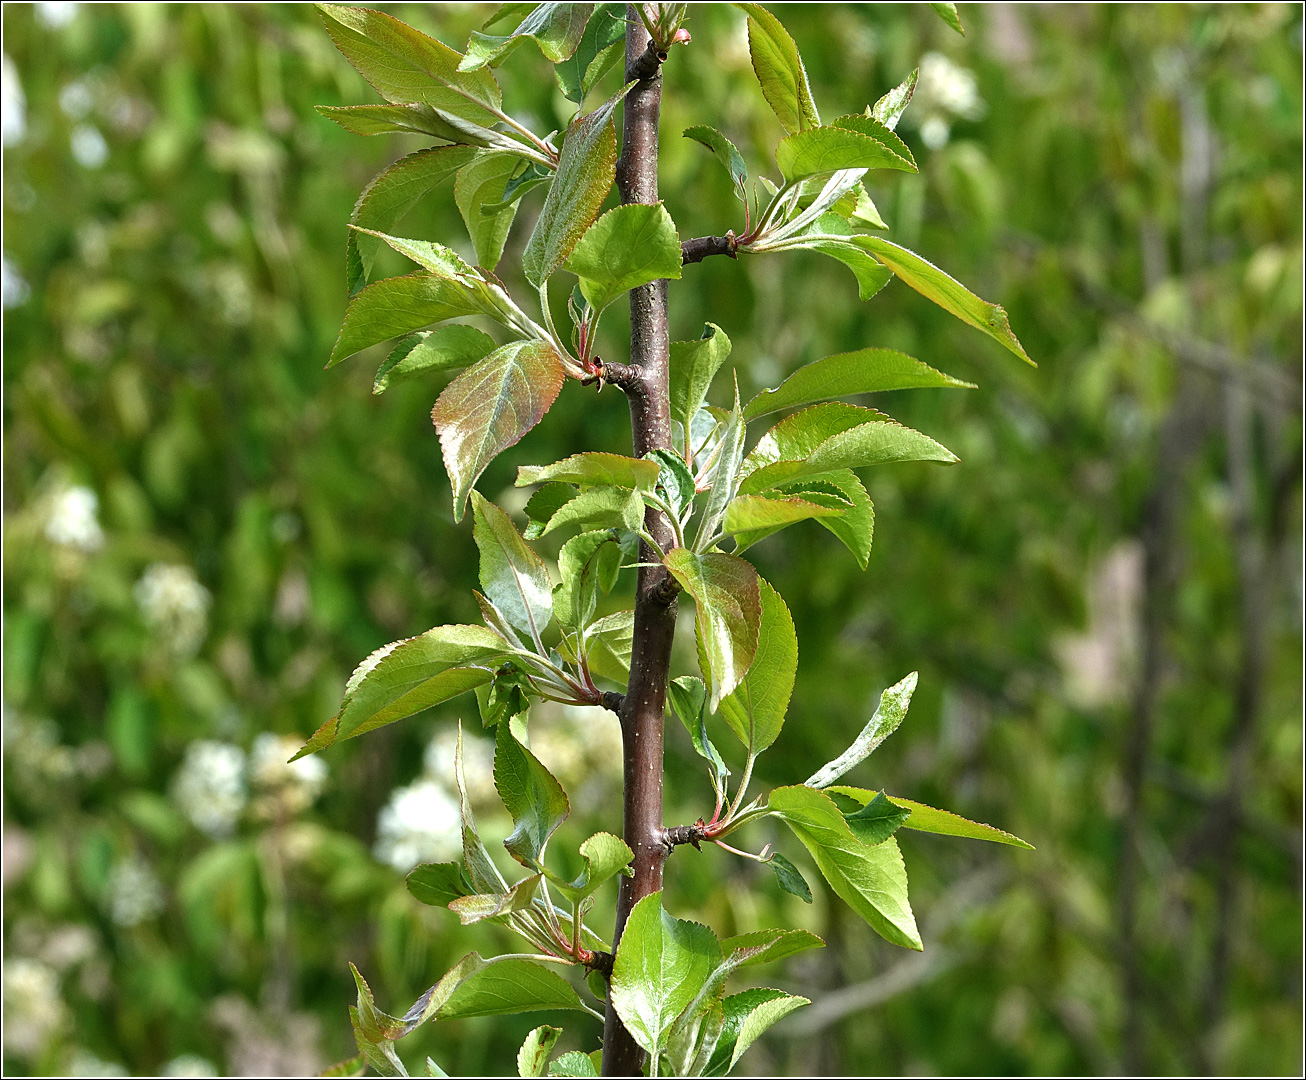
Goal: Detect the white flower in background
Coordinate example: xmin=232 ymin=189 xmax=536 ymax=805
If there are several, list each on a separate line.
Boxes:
xmin=911 ymin=51 xmax=985 ymax=149
xmin=105 ymin=855 xmax=165 ymax=928
xmin=3 ymin=252 xmax=31 ymax=309
xmin=71 ymin=123 xmax=109 ymax=168
xmin=374 ymin=779 xmax=462 ymax=872
xmin=36 ymin=2 xmax=79 ymax=29
xmin=163 ymin=1055 xmax=218 ymax=1077
xmin=172 ymin=740 xmax=246 ymax=837
xmin=65 ymin=1048 xmax=128 ymax=1076
xmin=58 ymin=79 xmax=94 ymax=120
xmin=2 ymin=958 xmax=66 ymax=1058
xmin=2 ymin=54 xmax=25 ymax=146
xmin=45 ymin=484 xmax=104 ymax=551
xmin=135 ymin=563 xmax=211 ymax=657
xmin=249 ymin=732 xmax=327 ymax=817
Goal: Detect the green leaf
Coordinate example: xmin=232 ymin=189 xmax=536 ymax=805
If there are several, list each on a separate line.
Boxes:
xmin=775 ymin=123 xmax=916 ymax=183
xmin=704 ymin=988 xmax=806 ymax=1076
xmin=472 ymin=493 xmax=555 ymax=643
xmin=461 ymin=3 xmax=595 ymax=70
xmin=435 ymin=343 xmax=567 ymax=521
xmin=843 ymin=792 xmax=912 ymax=845
xmin=647 ymin=449 xmax=697 ymax=517
xmin=456 ymin=153 xmax=523 ymax=270
xmin=476 ymin=667 xmax=532 ymax=727
xmin=694 ymin=396 xmax=747 ymax=549
xmin=804 ymin=670 xmax=917 ymax=788
xmin=517 ymin=452 xmax=660 ymax=490
xmin=554 ymin=530 xmax=621 ymax=630
xmin=523 ymin=483 xmax=578 ymax=540
xmin=523 ymin=85 xmax=628 ymax=286
xmin=318 ymin=102 xmax=493 ymax=142
xmin=663 ymin=550 xmax=762 ymax=711
xmin=871 ymin=69 xmax=917 ymax=132
xmin=668 ymin=675 xmax=730 ymax=796
xmin=330 ymin=272 xmax=489 ymax=366
xmin=669 ymin=324 xmax=732 ymax=447
xmin=425 ymin=1057 xmax=449 ymax=1077
xmin=518 ymin=1026 xmax=563 ymax=1078
xmin=564 ymin=203 xmax=683 ymax=314
xmin=743 ymin=346 xmax=974 ymax=420
xmin=829 ymin=113 xmax=917 ymax=168
xmin=738 ymin=403 xmax=957 ymax=494
xmin=549 ymin=831 xmax=634 ymax=902
xmin=536 ymin=485 xmax=644 ymax=537
xmin=733 ymin=3 xmax=821 ymax=134
xmin=374 ymin=325 xmax=497 ymax=394
xmin=684 ymin=125 xmax=749 ymax=202
xmin=717 ymin=579 xmax=796 ymax=753
xmin=318 ymin=4 xmax=503 ymax=122
xmin=767 ymin=853 xmax=812 ymax=903
xmin=724 ymin=494 xmax=843 ymax=549
xmin=548 ymin=1051 xmax=598 ymax=1077
xmin=720 ymin=928 xmax=824 ymax=968
xmin=562 ymin=609 xmax=633 ymax=682
xmin=829 ymin=788 xmax=1034 ymax=849
xmin=779 ymin=470 xmax=874 ymax=569
xmin=299 ymin=625 xmax=508 ymax=754
xmin=494 ymin=720 xmax=570 ymax=868
xmin=403 ymin=953 xmax=589 ymax=1028
xmin=407 ymin=862 xmax=473 ymax=907
xmin=786 ymin=214 xmax=895 ymax=301
xmin=726 ymin=992 xmax=809 ymax=1071
xmin=554 ymin=3 xmax=625 ymax=104
xmin=349 ymin=964 xmax=408 ymax=1076
xmin=610 ymin=892 xmax=724 ymax=1065
xmin=855 ymin=236 xmax=1033 ymax=364
xmin=929 ymin=2 xmax=965 ymax=35
xmin=769 ymin=785 xmax=921 ymax=949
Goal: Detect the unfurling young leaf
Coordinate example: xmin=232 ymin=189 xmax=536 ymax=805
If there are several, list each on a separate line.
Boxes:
xmin=828 ymin=787 xmax=1034 ymax=849
xmin=668 ymin=675 xmax=730 ymax=797
xmin=435 ymin=344 xmax=567 ymax=521
xmin=733 ymin=3 xmax=821 ymax=134
xmin=805 ymin=670 xmax=918 ymax=788
xmin=669 ymin=324 xmax=732 ymax=450
xmin=871 ymin=68 xmax=918 ymax=132
xmin=553 ymin=530 xmax=622 ymax=631
xmin=609 ymin=892 xmax=724 ymax=1065
xmin=663 ymin=550 xmax=762 ymax=711
xmin=493 ymin=720 xmax=570 ymax=868
xmin=548 ymin=831 xmax=633 ymax=902
xmin=564 ymin=203 xmax=683 ymax=314
xmin=929 ymin=2 xmax=966 ymax=35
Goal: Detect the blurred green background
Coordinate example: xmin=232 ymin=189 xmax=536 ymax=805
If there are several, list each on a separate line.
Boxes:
xmin=2 ymin=2 xmax=1301 ymax=1076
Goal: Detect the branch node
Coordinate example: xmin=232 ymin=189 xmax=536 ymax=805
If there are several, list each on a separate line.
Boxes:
xmin=596 ymin=360 xmax=644 ymax=394
xmin=663 ymin=821 xmax=706 ymax=853
xmin=626 ymin=39 xmax=664 ymax=81
xmin=681 ymin=232 xmax=740 ymax=266
xmin=585 ymin=950 xmax=614 ymax=978
xmin=601 ymin=691 xmax=625 ymax=715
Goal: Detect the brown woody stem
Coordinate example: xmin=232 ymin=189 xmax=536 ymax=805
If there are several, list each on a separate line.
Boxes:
xmin=681 ymin=233 xmax=738 ymax=264
xmin=600 ymin=10 xmax=676 ymax=1077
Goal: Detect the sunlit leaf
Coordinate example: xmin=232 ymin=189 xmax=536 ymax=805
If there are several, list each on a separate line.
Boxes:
xmin=720 ymin=927 xmax=824 ymax=968
xmin=829 ymin=788 xmax=1034 ymax=849
xmin=929 ymin=2 xmax=965 ymax=35
xmin=744 ymin=346 xmax=973 ymax=420
xmin=554 ymin=3 xmax=625 ymax=103
xmin=517 ymin=1025 xmax=563 ymax=1078
xmin=856 ymin=236 xmax=1033 ymax=364
xmin=717 ymin=579 xmax=796 ymax=753
xmin=455 ymin=152 xmax=523 ymax=270
xmin=776 ymin=123 xmax=916 ymax=183
xmin=684 ymin=125 xmax=749 ymax=203
xmin=871 ymin=68 xmax=917 ymax=132
xmin=778 ymin=470 xmax=874 ymax=568
xmin=564 ymin=203 xmax=683 ymax=313
xmin=548 ymin=1051 xmax=598 ymax=1077
xmin=769 ymin=785 xmax=921 ymax=949
xmin=517 ymin=452 xmax=661 ymax=490
xmin=610 ymin=891 xmax=724 ymax=1063
xmin=548 ymin=831 xmax=633 ymax=902
xmin=669 ymin=324 xmax=732 ymax=449
xmin=435 ymin=343 xmax=566 ymax=520
xmin=663 ymin=549 xmax=762 ymax=711
xmin=553 ymin=529 xmax=621 ymax=630
xmin=733 ymin=3 xmax=820 ymax=134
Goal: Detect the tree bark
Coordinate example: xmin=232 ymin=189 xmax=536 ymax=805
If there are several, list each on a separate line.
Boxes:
xmin=601 ymin=10 xmax=676 ymax=1076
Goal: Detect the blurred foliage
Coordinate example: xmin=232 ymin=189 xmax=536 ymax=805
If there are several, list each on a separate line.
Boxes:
xmin=2 ymin=3 xmax=1301 ymax=1076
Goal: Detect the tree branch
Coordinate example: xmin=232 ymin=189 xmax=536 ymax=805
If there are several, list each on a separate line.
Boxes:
xmin=681 ymin=233 xmax=738 ymax=265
